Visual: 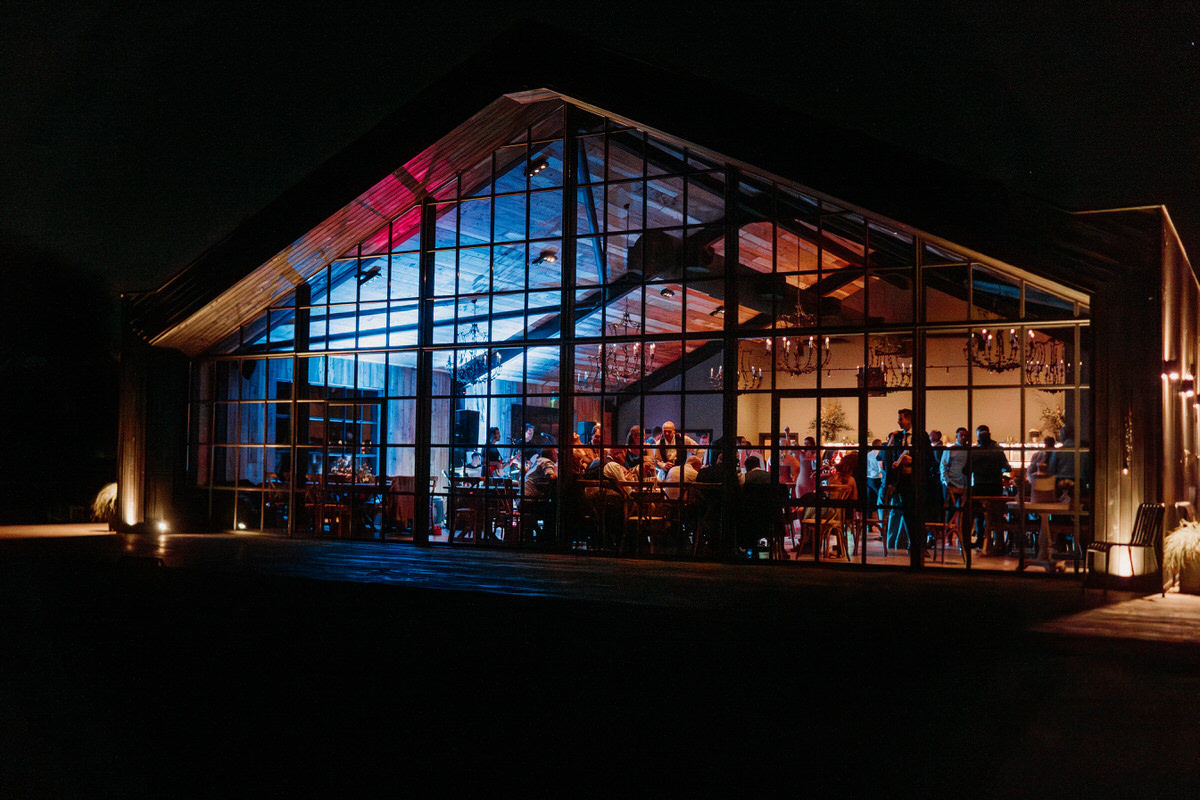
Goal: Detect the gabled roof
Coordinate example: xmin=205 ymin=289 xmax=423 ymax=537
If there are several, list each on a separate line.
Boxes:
xmin=127 ymin=23 xmax=1174 ymax=357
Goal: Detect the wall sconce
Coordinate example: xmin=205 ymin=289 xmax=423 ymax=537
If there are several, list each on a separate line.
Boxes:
xmin=1182 ymin=376 xmax=1196 ymax=398
xmin=1163 ymin=360 xmax=1181 ymax=381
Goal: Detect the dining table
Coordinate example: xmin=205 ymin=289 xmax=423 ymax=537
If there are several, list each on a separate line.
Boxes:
xmin=1008 ymin=499 xmax=1072 ymax=572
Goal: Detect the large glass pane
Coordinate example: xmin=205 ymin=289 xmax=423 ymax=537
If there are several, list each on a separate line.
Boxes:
xmin=867 ymin=270 xmax=914 ymax=325
xmin=493 ymin=244 xmax=526 ymax=292
xmin=607 ymin=180 xmax=644 ymax=232
xmin=526 ymin=346 xmax=560 ymax=394
xmin=529 ymin=241 xmax=562 ymax=289
xmin=528 ymin=139 xmax=564 ymax=190
xmin=493 ymin=193 xmax=526 ymax=241
xmin=458 ymin=198 xmax=491 ymax=247
xmin=607 ymin=130 xmax=643 ymax=182
xmin=327 ymin=304 xmax=356 ymax=350
xmin=389 ymin=252 xmax=420 ymax=300
xmin=432 ymin=251 xmax=456 ymax=297
xmin=529 ymin=189 xmax=563 ymax=239
xmin=574 ymin=236 xmax=604 ymax=286
xmin=687 ymin=174 xmax=724 ymax=224
xmin=684 ymin=340 xmax=724 ymax=394
xmin=329 ymin=260 xmax=358 ymax=304
xmin=579 ymin=135 xmax=605 ymax=184
xmin=924 ymin=264 xmax=970 ymax=322
xmin=645 ymin=177 xmax=685 ymax=229
xmin=925 ymin=329 xmax=969 ymax=387
xmin=971 ymin=265 xmax=1020 ymax=321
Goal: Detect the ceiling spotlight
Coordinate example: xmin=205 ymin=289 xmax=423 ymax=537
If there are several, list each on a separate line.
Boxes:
xmin=710 ymin=305 xmax=725 ymax=317
xmin=524 ymin=157 xmax=549 ymax=178
xmin=531 ymin=248 xmax=558 ymax=266
xmin=659 ymin=287 xmax=676 ymax=298
xmin=357 ymin=265 xmax=381 ymax=285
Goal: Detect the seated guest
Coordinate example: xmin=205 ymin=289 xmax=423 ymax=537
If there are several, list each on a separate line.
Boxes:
xmin=743 ymin=454 xmax=770 ymax=485
xmin=523 ymin=447 xmax=558 ymax=498
xmin=827 ymin=452 xmax=858 ymax=500
xmin=626 ymin=425 xmax=647 ymax=470
xmin=570 ymin=432 xmax=596 ymax=475
xmin=602 ymin=447 xmax=635 ymax=491
xmin=664 ymin=455 xmax=703 ymax=500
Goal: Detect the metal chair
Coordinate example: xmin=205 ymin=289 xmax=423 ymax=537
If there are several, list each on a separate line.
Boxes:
xmin=1086 ymin=502 xmax=1165 ymax=594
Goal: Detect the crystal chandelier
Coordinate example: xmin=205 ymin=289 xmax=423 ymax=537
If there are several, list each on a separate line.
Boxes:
xmin=447 ymin=299 xmax=500 ymax=392
xmin=965 ymin=328 xmax=1020 ymax=374
xmin=576 ymin=304 xmax=656 ymax=390
xmin=774 ymin=335 xmax=831 ymax=376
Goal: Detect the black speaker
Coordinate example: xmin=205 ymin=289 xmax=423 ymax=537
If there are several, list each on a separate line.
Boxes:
xmin=454 ymin=409 xmax=480 ymax=445
xmin=452 ymin=409 xmax=480 ymax=469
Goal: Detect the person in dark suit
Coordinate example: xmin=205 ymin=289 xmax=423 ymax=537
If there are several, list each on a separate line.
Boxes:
xmin=969 ymin=424 xmax=1011 ymax=552
xmin=890 ymin=408 xmax=939 ymax=556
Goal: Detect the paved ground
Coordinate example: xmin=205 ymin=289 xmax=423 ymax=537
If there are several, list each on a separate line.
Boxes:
xmin=2 ymin=525 xmax=1199 ymax=797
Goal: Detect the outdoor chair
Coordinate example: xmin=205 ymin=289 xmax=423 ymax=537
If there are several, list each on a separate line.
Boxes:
xmin=1086 ymin=502 xmax=1165 ymax=594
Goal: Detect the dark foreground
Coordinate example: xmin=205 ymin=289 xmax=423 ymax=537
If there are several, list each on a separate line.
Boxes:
xmin=2 ymin=532 xmax=1199 ymax=797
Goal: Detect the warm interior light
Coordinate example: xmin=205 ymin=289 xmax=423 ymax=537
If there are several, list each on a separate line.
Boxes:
xmin=237 ymin=522 xmax=247 ymax=530
xmin=659 ymin=287 xmax=676 ymax=298
xmin=156 ymin=520 xmax=169 ymax=533
xmin=711 ymin=305 xmax=725 ymax=317
xmin=524 ymin=157 xmax=549 ymax=178
xmin=531 ymin=247 xmax=558 ymax=265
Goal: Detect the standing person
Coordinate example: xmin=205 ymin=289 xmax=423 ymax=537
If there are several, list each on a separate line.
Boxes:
xmin=940 ymin=427 xmax=970 ymax=539
xmin=969 ymin=425 xmax=1011 ymax=553
xmin=794 ymin=436 xmax=819 ymax=499
xmin=880 ymin=429 xmax=907 ymax=550
xmin=1028 ymin=435 xmax=1055 ymax=486
xmin=655 ymin=421 xmax=698 ymax=473
xmin=890 ymin=408 xmax=937 ymax=557
xmin=928 ymin=429 xmax=946 ymax=515
xmin=777 ymin=432 xmax=802 ymax=486
xmin=485 ymin=427 xmax=505 ymax=477
xmin=865 ymin=438 xmax=884 ymax=534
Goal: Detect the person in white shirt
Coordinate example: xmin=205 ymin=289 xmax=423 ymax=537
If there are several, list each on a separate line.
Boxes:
xmin=654 ymin=421 xmax=698 ymax=473
xmin=940 ymin=427 xmax=970 ymax=534
xmin=523 ymin=448 xmax=558 ymax=498
xmin=664 ymin=455 xmax=702 ymax=500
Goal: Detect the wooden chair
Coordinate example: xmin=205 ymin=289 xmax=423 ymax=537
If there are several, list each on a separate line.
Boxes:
xmin=1086 ymin=502 xmax=1165 ymax=594
xmin=484 ymin=479 xmax=518 ymax=544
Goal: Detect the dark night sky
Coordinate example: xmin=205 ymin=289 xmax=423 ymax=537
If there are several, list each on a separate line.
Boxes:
xmin=4 ymin=1 xmax=1200 ymax=294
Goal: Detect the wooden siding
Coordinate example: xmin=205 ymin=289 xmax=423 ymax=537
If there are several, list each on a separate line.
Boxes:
xmin=151 ymin=97 xmax=563 ymax=357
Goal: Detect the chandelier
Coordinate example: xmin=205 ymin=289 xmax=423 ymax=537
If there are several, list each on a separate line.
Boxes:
xmin=709 ymin=339 xmax=767 ymax=390
xmin=1025 ymin=331 xmax=1067 ymax=386
xmin=965 ymin=328 xmax=1021 ymax=374
xmin=447 ymin=299 xmax=501 ymax=392
xmin=577 ymin=304 xmax=656 ymax=390
xmin=857 ymin=337 xmax=911 ymax=391
xmin=774 ymin=335 xmax=831 ymax=376
xmin=965 ymin=328 xmax=1069 ymax=385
